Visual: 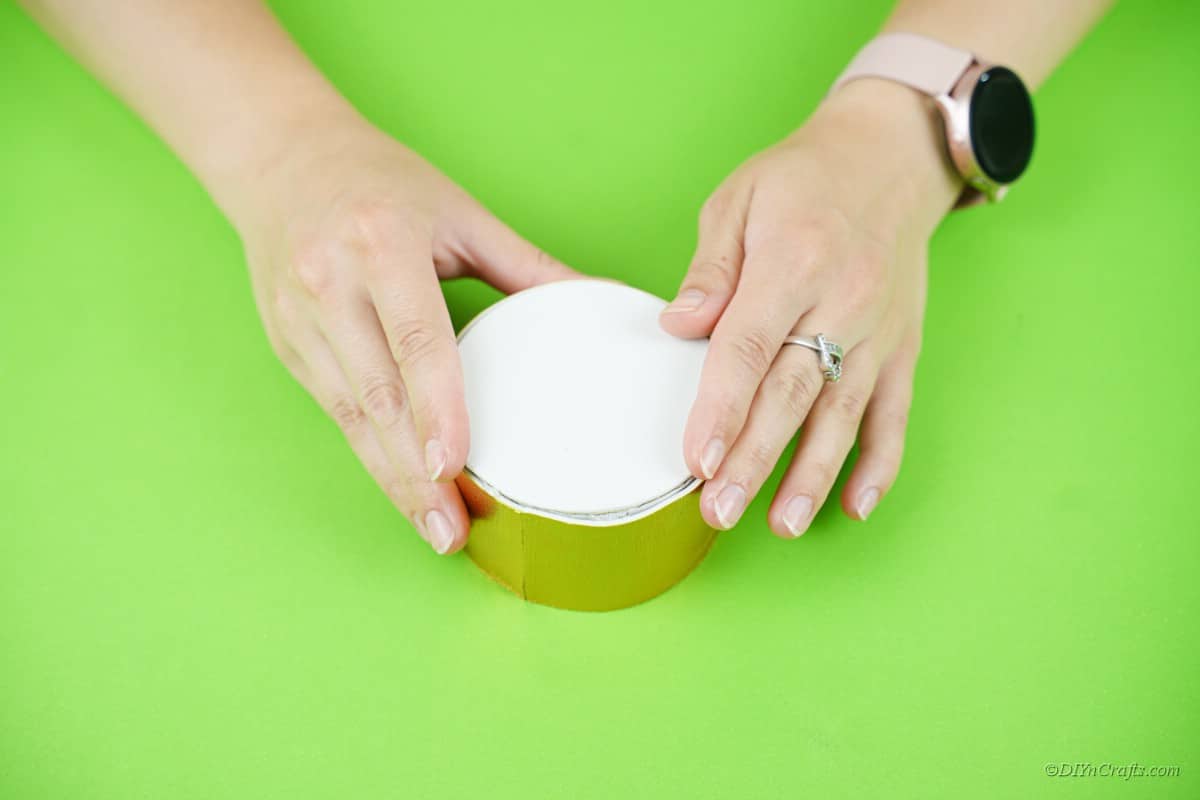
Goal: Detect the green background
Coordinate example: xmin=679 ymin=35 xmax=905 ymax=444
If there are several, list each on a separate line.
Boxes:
xmin=2 ymin=0 xmax=1197 ymax=797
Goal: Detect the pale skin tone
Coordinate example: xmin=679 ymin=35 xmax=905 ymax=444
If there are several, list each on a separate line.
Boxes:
xmin=21 ymin=0 xmax=1111 ymax=552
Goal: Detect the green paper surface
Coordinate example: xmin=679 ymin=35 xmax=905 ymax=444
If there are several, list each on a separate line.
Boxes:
xmin=1 ymin=1 xmax=1197 ymax=798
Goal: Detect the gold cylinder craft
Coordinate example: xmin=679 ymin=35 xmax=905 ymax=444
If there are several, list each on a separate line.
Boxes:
xmin=456 ymin=279 xmax=716 ymax=611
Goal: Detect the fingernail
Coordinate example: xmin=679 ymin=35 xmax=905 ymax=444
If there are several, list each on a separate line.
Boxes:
xmin=425 ymin=438 xmax=447 ymax=481
xmin=700 ymin=438 xmax=726 ymax=480
xmin=782 ymin=495 xmax=814 ymax=538
xmin=662 ymin=288 xmax=707 ymax=314
xmin=425 ymin=509 xmax=455 ymax=554
xmin=856 ymin=487 xmax=881 ymax=520
xmin=713 ymin=484 xmax=747 ymax=530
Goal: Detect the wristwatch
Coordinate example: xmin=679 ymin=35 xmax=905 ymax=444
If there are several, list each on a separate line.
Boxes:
xmin=832 ymin=32 xmax=1035 ymax=207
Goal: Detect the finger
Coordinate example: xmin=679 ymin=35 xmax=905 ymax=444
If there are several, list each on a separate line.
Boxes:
xmin=455 ymin=200 xmax=581 ymax=292
xmin=698 ymin=342 xmax=826 ymax=530
xmin=659 ymin=189 xmax=748 ymax=339
xmin=767 ymin=346 xmax=881 ymax=538
xmin=360 ymin=224 xmax=470 ymax=484
xmin=292 ymin=321 xmax=470 ymax=555
xmin=314 ymin=289 xmax=420 ymax=471
xmin=841 ymin=340 xmax=918 ymax=522
xmin=680 ymin=238 xmax=820 ymax=482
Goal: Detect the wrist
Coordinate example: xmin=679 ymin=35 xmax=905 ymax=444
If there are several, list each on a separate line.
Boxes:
xmin=192 ymin=91 xmax=366 ymax=229
xmin=808 ymin=78 xmax=964 ymax=229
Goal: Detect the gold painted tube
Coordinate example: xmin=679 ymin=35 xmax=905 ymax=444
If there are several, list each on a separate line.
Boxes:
xmin=457 ymin=472 xmax=717 ymax=612
xmin=454 ymin=279 xmax=715 ymax=612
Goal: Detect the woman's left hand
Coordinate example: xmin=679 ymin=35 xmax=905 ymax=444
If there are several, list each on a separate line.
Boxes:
xmin=661 ymin=79 xmax=964 ymax=536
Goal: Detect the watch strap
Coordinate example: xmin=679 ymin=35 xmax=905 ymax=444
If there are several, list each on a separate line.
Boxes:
xmin=833 ymin=32 xmax=992 ymax=209
xmin=832 ymin=32 xmax=975 ymax=98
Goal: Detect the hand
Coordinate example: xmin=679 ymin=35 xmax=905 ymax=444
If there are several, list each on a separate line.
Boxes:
xmin=233 ymin=114 xmax=578 ymax=554
xmin=661 ymin=79 xmax=962 ymax=536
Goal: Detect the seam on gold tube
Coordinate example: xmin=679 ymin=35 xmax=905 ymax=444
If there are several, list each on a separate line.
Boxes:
xmin=463 ymin=467 xmax=701 ymax=526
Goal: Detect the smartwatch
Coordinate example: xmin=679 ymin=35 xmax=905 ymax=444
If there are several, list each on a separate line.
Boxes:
xmin=832 ymin=32 xmax=1035 ymax=207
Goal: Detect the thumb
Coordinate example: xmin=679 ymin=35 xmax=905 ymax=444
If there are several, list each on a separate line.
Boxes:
xmin=659 ymin=190 xmax=746 ymax=340
xmin=456 ymin=201 xmax=580 ymax=294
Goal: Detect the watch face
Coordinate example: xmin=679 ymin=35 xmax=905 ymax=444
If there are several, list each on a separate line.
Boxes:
xmin=969 ymin=66 xmax=1035 ymax=185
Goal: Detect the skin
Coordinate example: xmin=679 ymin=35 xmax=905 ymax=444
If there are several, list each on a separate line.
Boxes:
xmin=662 ymin=0 xmax=1113 ymax=535
xmin=20 ymin=0 xmax=1111 ymax=552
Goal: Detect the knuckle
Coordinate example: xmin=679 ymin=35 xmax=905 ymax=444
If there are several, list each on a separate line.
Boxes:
xmin=359 ymin=375 xmax=407 ymax=424
xmin=880 ymin=405 xmax=911 ymax=437
xmin=833 ymin=389 xmax=869 ymax=423
xmin=790 ymin=221 xmax=836 ymax=262
xmin=808 ymin=459 xmax=841 ymax=489
xmin=745 ymin=230 xmax=840 ymax=305
xmin=728 ymin=326 xmax=777 ymax=377
xmin=745 ymin=439 xmax=781 ymax=474
xmin=388 ymin=320 xmax=441 ymax=368
xmin=691 ymin=254 xmax=738 ymax=287
xmin=785 ymin=213 xmax=851 ymax=268
xmin=287 ymin=199 xmax=429 ymax=302
xmin=846 ymin=285 xmax=881 ymax=319
xmin=409 ymin=394 xmax=440 ymax=433
xmin=797 ymin=206 xmax=851 ymax=240
xmin=290 ymin=245 xmax=338 ymax=300
xmin=704 ymin=393 xmax=744 ymax=437
xmin=345 ymin=204 xmax=400 ymax=278
xmin=344 ymin=198 xmax=400 ymax=245
xmin=852 ymin=244 xmax=890 ymax=279
xmin=329 ymin=395 xmax=367 ymax=432
xmin=382 ymin=480 xmax=406 ymax=508
xmin=383 ymin=476 xmax=412 ymax=505
xmin=768 ymin=366 xmax=820 ymax=420
xmin=344 ymin=199 xmax=430 ymax=258
xmin=270 ymin=287 xmax=300 ymax=329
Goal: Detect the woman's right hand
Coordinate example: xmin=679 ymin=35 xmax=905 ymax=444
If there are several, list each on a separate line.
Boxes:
xmin=233 ymin=114 xmax=578 ymax=555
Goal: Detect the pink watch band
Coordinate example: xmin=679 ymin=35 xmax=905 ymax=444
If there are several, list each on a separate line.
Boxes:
xmin=832 ymin=32 xmax=975 ymax=97
xmin=832 ymin=32 xmax=992 ymax=209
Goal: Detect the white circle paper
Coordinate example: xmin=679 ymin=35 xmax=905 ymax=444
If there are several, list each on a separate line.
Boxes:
xmin=458 ymin=279 xmax=707 ymax=520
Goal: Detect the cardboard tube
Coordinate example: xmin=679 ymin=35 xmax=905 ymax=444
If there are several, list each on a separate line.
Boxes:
xmin=456 ymin=279 xmax=716 ymax=611
xmin=457 ymin=473 xmax=716 ymax=611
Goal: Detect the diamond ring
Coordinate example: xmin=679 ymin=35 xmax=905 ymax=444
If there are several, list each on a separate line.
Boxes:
xmin=782 ymin=333 xmax=844 ymax=383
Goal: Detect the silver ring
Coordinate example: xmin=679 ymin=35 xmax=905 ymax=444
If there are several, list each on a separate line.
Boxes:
xmin=782 ymin=333 xmax=844 ymax=383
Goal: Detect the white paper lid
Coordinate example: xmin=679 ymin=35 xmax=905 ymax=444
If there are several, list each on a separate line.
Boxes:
xmin=458 ymin=279 xmax=707 ymax=524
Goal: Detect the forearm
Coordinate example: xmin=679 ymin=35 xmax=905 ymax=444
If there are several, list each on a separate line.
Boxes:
xmin=883 ymin=0 xmax=1114 ymax=89
xmin=17 ymin=0 xmax=359 ymax=222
